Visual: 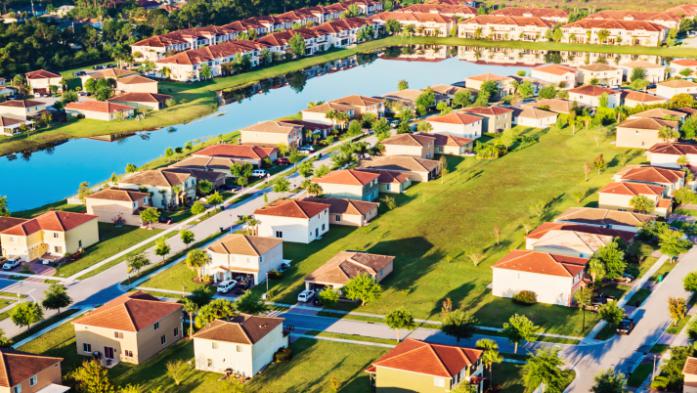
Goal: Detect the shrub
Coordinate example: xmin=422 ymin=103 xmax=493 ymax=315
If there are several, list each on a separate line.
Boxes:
xmin=274 ymin=347 xmax=292 ymax=363
xmin=267 ymin=270 xmax=282 ymax=279
xmin=688 ymin=319 xmax=697 ymax=341
xmin=513 ymin=290 xmax=538 ymax=305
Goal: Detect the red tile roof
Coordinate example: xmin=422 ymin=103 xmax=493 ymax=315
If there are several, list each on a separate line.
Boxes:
xmin=465 ymin=105 xmax=514 ymax=116
xmin=193 ymin=315 xmax=284 ymax=344
xmin=109 ymin=92 xmax=171 ymax=104
xmin=493 ymin=250 xmax=588 ymax=277
xmin=254 ymin=199 xmax=330 ymax=219
xmin=0 ymin=348 xmax=62 ymax=387
xmin=569 ymin=85 xmax=619 ymax=97
xmin=491 ymin=7 xmax=568 ymax=18
xmin=73 ymin=291 xmax=181 ymax=332
xmin=66 ymin=100 xmax=134 ymax=114
xmin=208 ymin=234 xmax=282 ymax=256
xmin=304 ymin=197 xmax=378 ymax=216
xmin=0 ymin=217 xmax=28 ymax=232
xmin=527 ymin=222 xmax=635 ymax=242
xmin=87 ymin=187 xmax=150 ymax=202
xmin=1 ymin=211 xmax=97 ymax=236
xmin=117 ymin=75 xmax=157 ymax=84
xmin=532 ymin=64 xmax=576 ymax=75
xmin=313 ymin=169 xmax=380 ymax=186
xmin=564 ymin=18 xmax=666 ymax=32
xmin=648 ymin=142 xmax=697 ymax=155
xmin=371 ymin=10 xmax=454 ymax=23
xmin=617 ymin=165 xmax=684 ymax=184
xmin=463 ymin=14 xmax=554 ymax=27
xmin=623 ymin=90 xmax=666 ymax=103
xmin=587 ymin=10 xmax=681 ymax=23
xmin=600 ymin=181 xmax=664 ymax=196
xmin=427 ymin=111 xmax=482 ymax=125
xmin=25 ymin=69 xmax=60 ymax=79
xmin=400 ymin=3 xmax=476 ymax=15
xmin=195 ymin=144 xmax=277 ymax=161
xmin=0 ymin=99 xmax=44 ymax=108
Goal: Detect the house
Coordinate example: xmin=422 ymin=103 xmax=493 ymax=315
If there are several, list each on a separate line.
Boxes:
xmin=492 ymin=250 xmax=588 ymax=306
xmin=73 ymin=291 xmax=183 ymax=365
xmin=108 ymin=93 xmax=171 ymax=111
xmin=576 ymin=64 xmax=623 ymax=86
xmin=630 ymin=107 xmax=688 ymax=122
xmin=526 ymin=222 xmax=635 ymax=250
xmin=684 ymin=357 xmax=697 ymax=393
xmin=164 ymin=166 xmax=226 ymax=190
xmin=0 ymin=116 xmax=32 ymax=136
xmin=0 ymin=217 xmax=28 ymax=257
xmin=425 ymin=132 xmax=473 ymax=155
xmin=365 ymin=339 xmax=483 ymax=393
xmin=491 ymin=7 xmax=569 ymax=23
xmin=522 ymin=98 xmax=574 ymax=115
xmin=464 ymin=106 xmax=513 ymax=133
xmin=615 ymin=117 xmax=679 ymax=149
xmin=330 ymin=95 xmax=385 ymax=117
xmin=568 ymin=85 xmax=621 ymax=108
xmin=361 ymin=169 xmax=413 ymax=194
xmin=370 ymin=11 xmax=455 ymax=37
xmin=556 ymin=207 xmax=655 ymax=232
xmin=458 ymin=15 xmax=554 ymax=43
xmin=25 ymin=69 xmax=62 ymax=95
xmin=305 ymin=251 xmax=394 ymax=290
xmin=515 ymin=107 xmax=557 ymax=128
xmin=425 ymin=111 xmax=483 ymax=139
xmin=429 ymin=84 xmax=472 ymax=103
xmin=622 ymin=90 xmax=667 ymax=108
xmin=526 ymin=229 xmax=614 ymax=258
xmin=85 ymin=188 xmax=150 ymax=226
xmin=530 ymin=64 xmax=577 ymax=88
xmin=301 ymin=101 xmax=356 ymax=127
xmin=360 ymin=155 xmax=442 ymax=182
xmin=312 ymin=169 xmax=380 ymax=201
xmin=464 ymin=73 xmax=515 ymax=96
xmin=586 ymin=10 xmax=681 ymax=30
xmin=205 ymin=234 xmax=283 ymax=285
xmin=383 ymin=89 xmax=446 ymax=113
xmin=115 ymin=75 xmax=159 ymax=94
xmin=0 ymin=348 xmax=67 ymax=393
xmin=65 ymin=100 xmax=136 ymax=121
xmin=647 ymin=142 xmax=697 ymax=168
xmin=613 ymin=165 xmax=685 ymax=195
xmin=671 ymin=59 xmax=697 ymax=76
xmin=190 ymin=144 xmax=278 ymax=168
xmin=381 ymin=133 xmax=436 ymax=159
xmin=118 ymin=169 xmax=196 ymax=210
xmin=599 ymin=182 xmax=672 ymax=217
xmin=193 ymin=315 xmax=288 ymax=377
xmin=656 ymin=79 xmax=697 ymax=98
xmin=619 ymin=60 xmax=666 ymax=83
xmin=0 ymin=211 xmax=99 ymax=261
xmin=0 ymin=99 xmax=46 ymax=120
xmin=81 ymin=68 xmax=136 ymax=85
xmin=304 ymin=197 xmax=379 ymax=227
xmin=398 ymin=3 xmax=477 ymax=19
xmin=239 ymin=120 xmax=303 ymax=148
xmin=254 ymin=199 xmax=330 ymax=244
xmin=560 ymin=19 xmax=667 ymax=47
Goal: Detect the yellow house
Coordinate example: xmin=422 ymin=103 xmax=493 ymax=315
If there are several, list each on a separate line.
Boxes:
xmin=0 ymin=211 xmax=99 ymax=261
xmin=366 ymin=338 xmax=484 ymax=393
xmin=0 ymin=348 xmax=68 ymax=393
xmin=72 ymin=291 xmax=183 ymax=366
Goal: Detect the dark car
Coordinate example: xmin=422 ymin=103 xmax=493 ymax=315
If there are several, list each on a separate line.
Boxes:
xmin=276 ymin=157 xmax=290 ymax=165
xmin=617 ymin=317 xmax=635 ymax=335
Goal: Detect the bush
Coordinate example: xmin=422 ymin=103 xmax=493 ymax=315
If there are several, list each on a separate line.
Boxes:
xmin=512 ymin=290 xmax=538 ymax=305
xmin=273 ymin=347 xmax=292 ymax=363
xmin=688 ymin=319 xmax=697 ymax=341
xmin=267 ymin=270 xmax=282 ymax=280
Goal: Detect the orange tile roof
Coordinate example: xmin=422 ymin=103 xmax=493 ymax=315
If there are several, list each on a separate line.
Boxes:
xmin=304 ymin=197 xmax=378 ymax=217
xmin=208 ymin=234 xmax=282 ymax=256
xmin=623 ymin=90 xmax=666 ymax=103
xmin=464 ymin=14 xmax=554 ymax=27
xmin=243 ymin=120 xmax=300 ymax=134
xmin=618 ymin=117 xmax=676 ymax=131
xmin=0 ymin=99 xmax=44 ymax=108
xmin=569 ymin=85 xmax=619 ymax=97
xmin=307 ymin=251 xmax=394 ymax=286
xmin=25 ymin=69 xmax=60 ymax=79
xmin=493 ymin=250 xmax=588 ymax=277
xmin=367 ymin=339 xmax=482 ymax=378
xmin=254 ymin=199 xmax=329 ymax=219
xmin=465 ymin=105 xmax=513 ymax=116
xmin=87 ymin=187 xmax=149 ymax=202
xmin=588 ymin=10 xmax=681 ymax=23
xmin=0 ymin=217 xmax=27 ymax=232
xmin=521 ymin=99 xmax=573 ymax=114
xmin=557 ymin=207 xmax=655 ymax=227
xmin=527 ymin=222 xmax=635 ymax=242
xmin=313 ymin=169 xmax=380 ymax=186
xmin=400 ymin=3 xmax=476 ymax=15
xmin=564 ymin=18 xmax=666 ymax=32
xmin=371 ymin=11 xmax=454 ymax=23
xmin=617 ymin=165 xmax=684 ymax=184
xmin=120 ymin=169 xmax=191 ymax=187
xmin=672 ymin=59 xmax=697 ymax=67
xmin=195 ymin=144 xmax=277 ymax=161
xmin=360 ymin=168 xmax=411 ymax=184
xmin=467 ymin=73 xmax=512 ymax=82
xmin=0 ymin=348 xmax=62 ymax=387
xmin=420 ymin=132 xmax=472 ymax=147
xmin=66 ymin=100 xmax=134 ymax=114
xmin=90 ymin=68 xmax=136 ymax=80
xmin=659 ymin=79 xmax=697 ymax=88
xmin=109 ymin=92 xmax=171 ymax=104
xmin=578 ymin=63 xmax=619 ymax=72
xmin=360 ymin=155 xmax=441 ymax=173
xmin=648 ymin=142 xmax=697 ymax=155
xmin=491 ymin=7 xmax=568 ymax=18
xmin=600 ymin=181 xmax=664 ymax=196
xmin=73 ymin=291 xmax=181 ymax=332
xmin=1 ymin=210 xmax=97 ymax=236
xmin=519 ymin=107 xmax=557 ymax=120
xmin=382 ymin=133 xmax=435 ymax=147
xmin=532 ymin=64 xmax=577 ymax=75
xmin=427 ymin=111 xmax=482 ymax=125
xmin=193 ymin=315 xmax=284 ymax=344
xmin=331 ymin=95 xmax=384 ymax=107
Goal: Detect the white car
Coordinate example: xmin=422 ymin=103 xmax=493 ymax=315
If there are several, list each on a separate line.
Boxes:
xmin=2 ymin=258 xmax=21 ymax=271
xmin=252 ymin=169 xmax=268 ymax=177
xmin=297 ymin=289 xmax=315 ymax=303
xmin=216 ymin=280 xmax=237 ymax=294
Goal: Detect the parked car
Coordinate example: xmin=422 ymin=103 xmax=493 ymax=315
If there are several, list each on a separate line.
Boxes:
xmin=297 ymin=289 xmax=315 ymax=303
xmin=277 ymin=157 xmax=290 ymax=166
xmin=389 ymin=119 xmax=399 ymax=128
xmin=252 ymin=169 xmax=268 ymax=177
xmin=617 ymin=317 xmax=635 ymax=335
xmin=2 ymin=258 xmax=21 ymax=271
xmin=299 ymin=145 xmax=315 ymax=153
xmin=216 ymin=279 xmax=237 ymax=294
xmin=279 ymin=261 xmax=291 ymax=272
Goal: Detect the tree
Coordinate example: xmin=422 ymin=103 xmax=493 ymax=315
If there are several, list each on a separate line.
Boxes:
xmin=441 ymin=310 xmax=478 ymax=342
xmin=77 ymin=181 xmax=91 ymax=202
xmin=125 ymin=253 xmax=150 ymax=282
xmin=539 ymin=85 xmax=558 ymax=99
xmin=230 ymin=162 xmax=253 ymax=187
xmin=452 ymin=90 xmax=471 ymax=108
xmin=589 ymin=257 xmax=607 ymax=284
xmin=515 ymin=80 xmax=535 ymax=99
xmin=166 ymin=360 xmax=188 ymax=386
xmin=125 ymin=163 xmax=137 ymax=173
xmin=288 ymin=33 xmax=306 ymax=57
xmin=372 ymin=118 xmax=391 ymax=140
xmin=591 ymin=239 xmax=626 ymax=280
xmin=195 ymin=298 xmax=237 ymax=328
xmin=185 ymin=249 xmax=211 ymax=281
xmin=318 ymin=287 xmax=340 ymax=306
xmin=385 ymin=308 xmax=415 ymax=342
xmin=598 ymin=301 xmax=624 ymax=327
xmin=522 ymin=348 xmax=569 ymax=393
xmin=502 ymin=314 xmax=540 ymax=354
xmin=180 ymin=229 xmax=195 ymax=246
xmin=10 ymin=302 xmax=43 ymax=331
xmin=154 ymin=238 xmax=170 ymax=263
xmin=592 ymin=369 xmax=626 ymax=393
xmin=0 ymin=196 xmax=8 ymax=217
xmin=71 ymin=360 xmax=115 ymax=393
xmin=298 ymin=160 xmax=314 ymax=178
xmin=42 ymin=283 xmax=72 ymax=313
xmin=681 ymin=115 xmax=697 ymax=140
xmin=343 ymin=273 xmax=382 ymax=305
xmin=630 ymin=67 xmax=646 ymax=82
xmin=630 ymin=195 xmax=655 ymax=214
xmin=207 ymin=192 xmax=223 ymax=207
xmin=658 ymin=228 xmax=692 ymax=258
xmin=597 ymin=29 xmax=610 ymax=43
xmin=415 ymin=88 xmax=435 ymax=116
xmin=190 ymin=201 xmax=206 ymax=215
xmin=658 ymin=126 xmax=679 ymax=143
xmin=139 ymin=207 xmax=160 ymax=227
xmin=385 ymin=19 xmax=401 ymax=35
xmin=197 ymin=179 xmax=213 ymax=196
xmin=593 ymin=154 xmax=606 ymax=174
xmin=476 ymin=338 xmax=503 ymax=387
xmin=397 ymin=79 xmax=409 ymax=90
xmin=120 ymin=384 xmax=145 ymax=393
xmin=235 ymin=291 xmax=268 ymax=314
xmin=684 ymin=272 xmax=697 ymax=293
xmin=574 ymin=286 xmax=593 ymax=330
xmin=668 ymin=297 xmax=687 ymax=325
xmin=272 ymin=177 xmax=291 ymax=193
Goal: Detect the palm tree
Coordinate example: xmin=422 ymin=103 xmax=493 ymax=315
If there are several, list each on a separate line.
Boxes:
xmin=185 ymin=249 xmax=211 ymax=282
xmin=182 ymin=299 xmax=199 ymax=338
xmin=476 ymin=339 xmax=503 ymax=388
xmin=302 ymin=179 xmax=323 ymax=196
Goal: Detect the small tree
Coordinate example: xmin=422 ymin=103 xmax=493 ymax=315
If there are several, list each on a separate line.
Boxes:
xmin=574 ymin=286 xmax=593 ymax=330
xmin=659 ymin=228 xmax=692 ymax=258
xmin=185 ymin=249 xmax=211 ymax=282
xmin=592 ymin=240 xmax=626 ymax=280
xmin=139 ymin=207 xmax=160 ymax=227
xmin=502 ymin=314 xmax=540 ymax=354
xmin=195 ymin=299 xmax=237 ymax=328
xmin=476 ymin=338 xmax=503 ymax=387
xmin=385 ymin=307 xmax=415 ymax=342
xmin=598 ymin=301 xmax=624 ymax=327
xmin=182 ymin=298 xmax=199 ymax=338
xmin=154 ymin=238 xmax=171 ymax=263
xmin=120 ymin=384 xmax=144 ymax=393
xmin=42 ymin=283 xmax=72 ymax=314
xmin=589 ymin=258 xmax=607 ymax=284
xmin=166 ymin=360 xmax=188 ymax=386
xmin=125 ymin=163 xmax=137 ymax=173
xmin=0 ymin=196 xmax=8 ymax=217
xmin=441 ymin=310 xmax=478 ymax=342
xmin=343 ymin=273 xmax=382 ymax=305
xmin=190 ymin=201 xmax=206 ymax=215
xmin=126 ymin=253 xmax=150 ymax=280
xmin=71 ymin=360 xmax=115 ymax=393
xmin=397 ymin=79 xmax=409 ymax=90
xmin=684 ymin=272 xmax=697 ymax=293
xmin=668 ymin=297 xmax=687 ymax=325
xmin=10 ymin=302 xmax=43 ymax=331
xmin=207 ymin=191 xmax=223 ymax=207
xmin=180 ymin=229 xmax=195 ymax=246
xmin=630 ymin=195 xmax=655 ymax=214
xmin=77 ymin=181 xmax=91 ymax=203
xmin=592 ymin=369 xmax=627 ymax=393
xmin=235 ymin=291 xmax=268 ymax=314
xmin=522 ymin=348 xmax=568 ymax=393
xmin=273 ymin=177 xmax=291 ymax=193
xmin=318 ymin=287 xmax=340 ymax=306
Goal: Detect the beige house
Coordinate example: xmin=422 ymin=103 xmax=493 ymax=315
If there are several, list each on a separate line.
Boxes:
xmin=492 ymin=250 xmax=588 ymax=306
xmin=73 ymin=291 xmax=183 ymax=365
xmin=619 ymin=60 xmax=665 ymax=83
xmin=371 ymin=11 xmax=455 ymax=37
xmin=671 ymin=59 xmax=697 ymax=76
xmin=0 ymin=116 xmax=32 ymax=136
xmin=331 ymin=95 xmax=384 ymax=117
xmin=205 ymin=234 xmax=284 ymax=285
xmin=631 ymin=107 xmax=688 ymax=122
xmin=568 ymin=85 xmax=621 ymax=108
xmin=556 ymin=207 xmax=655 ymax=233
xmin=382 ymin=133 xmax=436 ymax=159
xmin=527 ymin=229 xmax=614 ymax=259
xmin=118 ymin=169 xmax=197 ymax=210
xmin=193 ymin=315 xmax=288 ymax=377
xmin=464 ymin=106 xmax=513 ymax=133
xmin=516 ymin=107 xmax=557 ymax=128
xmin=491 ymin=7 xmax=569 ymax=23
xmin=80 ymin=68 xmax=136 ymax=85
xmin=116 ymin=75 xmax=159 ymax=94
xmin=613 ymin=165 xmax=684 ymax=195
xmin=65 ymin=100 xmax=135 ymax=121
xmin=240 ymin=120 xmax=303 ymax=148
xmin=526 ymin=222 xmax=635 ymax=250
xmin=0 ymin=211 xmax=99 ymax=261
xmin=656 ymin=79 xmax=697 ymax=98
xmin=521 ymin=98 xmax=574 ymax=114
xmin=305 ymin=197 xmax=379 ymax=227
xmin=366 ymin=339 xmax=483 ymax=393
xmin=464 ymin=73 xmax=515 ymax=96
xmin=305 ymin=251 xmax=394 ymax=290
xmin=108 ymin=93 xmax=171 ymax=111
xmin=85 ymin=188 xmax=150 ymax=226
xmin=684 ymin=357 xmax=697 ymax=393
xmin=458 ymin=15 xmax=554 ymax=43
xmin=0 ymin=348 xmax=67 ymax=393
xmin=561 ymin=19 xmax=667 ymax=47
xmin=312 ymin=169 xmax=380 ymax=201
xmin=0 ymin=100 xmax=46 ymax=120
xmin=188 ymin=144 xmax=278 ymax=169
xmin=383 ymin=89 xmax=446 ymax=113
xmin=615 ymin=117 xmax=679 ymax=149
xmin=599 ymin=182 xmax=671 ymax=217
xmin=530 ymin=64 xmax=577 ymax=88
xmin=361 ymin=169 xmax=413 ymax=194
xmin=576 ymin=64 xmax=623 ymax=86
xmin=622 ymin=90 xmax=667 ymax=108
xmin=301 ymin=101 xmax=356 ymax=126
xmin=426 ymin=111 xmax=483 ymax=139
xmin=426 ymin=132 xmax=473 ymax=156
xmin=0 ymin=217 xmax=29 ymax=258
xmin=360 ymin=155 xmax=442 ymax=182
xmin=254 ymin=199 xmax=330 ymax=244
xmin=25 ymin=69 xmax=62 ymax=95
xmin=647 ymin=142 xmax=697 ymax=169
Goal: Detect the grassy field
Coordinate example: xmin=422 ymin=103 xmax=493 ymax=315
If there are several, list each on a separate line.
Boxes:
xmin=142 ymin=124 xmax=642 ymax=335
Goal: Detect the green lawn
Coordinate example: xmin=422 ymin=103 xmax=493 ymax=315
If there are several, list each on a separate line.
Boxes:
xmin=55 ymin=223 xmax=161 ymax=278
xmin=493 ymin=362 xmax=525 ymax=393
xmin=628 ymin=362 xmax=653 ymax=387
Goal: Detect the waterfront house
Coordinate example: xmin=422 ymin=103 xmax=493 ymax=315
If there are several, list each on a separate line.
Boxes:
xmin=576 ymin=63 xmax=623 ymax=86
xmin=426 ymin=111 xmax=483 ymax=139
xmin=464 ymin=73 xmax=515 ymax=96
xmin=312 ymin=169 xmax=380 ymax=201
xmin=240 ymin=120 xmax=303 ymax=148
xmin=491 ymin=7 xmax=569 ymax=23
xmin=586 ymin=10 xmax=681 ymax=30
xmin=458 ymin=15 xmax=554 ymax=42
xmin=190 ymin=144 xmax=277 ymax=168
xmin=254 ymin=199 xmax=330 ymax=244
xmin=65 ymin=100 xmax=136 ymax=121
xmin=205 ymin=234 xmax=284 ymax=285
xmin=115 ymin=75 xmax=160 ymax=94
xmin=118 ymin=169 xmax=196 ymax=210
xmin=529 ymin=64 xmax=577 ymax=88
xmin=108 ymin=92 xmax=171 ymax=111
xmin=398 ymin=3 xmax=476 ymax=19
xmin=85 ymin=188 xmax=151 ymax=226
xmin=370 ymin=11 xmax=456 ymax=37
xmin=0 ymin=99 xmax=46 ymax=120
xmin=568 ymin=85 xmax=621 ymax=108
xmin=0 ymin=116 xmax=32 ymax=136
xmin=305 ymin=251 xmax=394 ymax=291
xmin=560 ymin=18 xmax=667 ymax=47
xmin=464 ymin=106 xmax=513 ymax=133
xmin=25 ymin=69 xmax=62 ymax=95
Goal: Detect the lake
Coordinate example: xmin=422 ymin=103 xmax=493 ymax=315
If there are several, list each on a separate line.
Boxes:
xmin=0 ymin=45 xmax=664 ymax=211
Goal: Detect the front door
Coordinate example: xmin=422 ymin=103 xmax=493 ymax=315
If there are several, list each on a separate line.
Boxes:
xmin=104 ymin=346 xmax=115 ymax=359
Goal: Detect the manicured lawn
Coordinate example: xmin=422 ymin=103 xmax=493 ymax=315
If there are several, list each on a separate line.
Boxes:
xmin=55 ymin=223 xmax=161 ymax=277
xmin=493 ymin=362 xmax=525 ymax=393
xmin=18 ymin=320 xmax=82 ymax=373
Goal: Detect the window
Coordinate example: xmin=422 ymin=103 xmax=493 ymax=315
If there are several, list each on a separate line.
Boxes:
xmin=125 ymin=350 xmax=133 ymax=357
xmin=53 ymin=232 xmax=58 ymax=238
xmin=275 ymin=231 xmax=283 ymax=238
xmin=335 ymin=215 xmax=341 ymax=221
xmin=174 ymin=327 xmax=179 ymax=337
xmin=433 ymin=377 xmax=446 ymax=387
xmin=212 ymin=341 xmax=218 ymax=349
xmin=29 ymin=375 xmax=37 ymax=386
xmin=161 ymin=335 xmax=166 ymax=345
xmin=83 ymin=343 xmax=92 ymax=353
xmin=154 ymin=322 xmax=160 ymax=330
xmin=207 ymin=359 xmax=213 ymax=367
xmin=236 ymin=345 xmax=242 ymax=352
xmin=114 ymin=331 xmax=123 ymax=339
xmin=12 ymin=385 xmax=20 ymax=393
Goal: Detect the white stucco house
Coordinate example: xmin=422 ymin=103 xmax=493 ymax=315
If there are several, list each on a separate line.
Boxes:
xmin=205 ymin=234 xmax=284 ymax=286
xmin=425 ymin=111 xmax=483 ymax=139
xmin=254 ymin=199 xmax=330 ymax=244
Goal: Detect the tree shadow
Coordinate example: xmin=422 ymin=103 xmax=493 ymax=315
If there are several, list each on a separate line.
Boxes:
xmin=367 ymin=237 xmax=440 ymax=293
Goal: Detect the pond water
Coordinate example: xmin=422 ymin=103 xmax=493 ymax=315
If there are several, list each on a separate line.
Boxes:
xmin=1 ymin=45 xmax=665 ymax=211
